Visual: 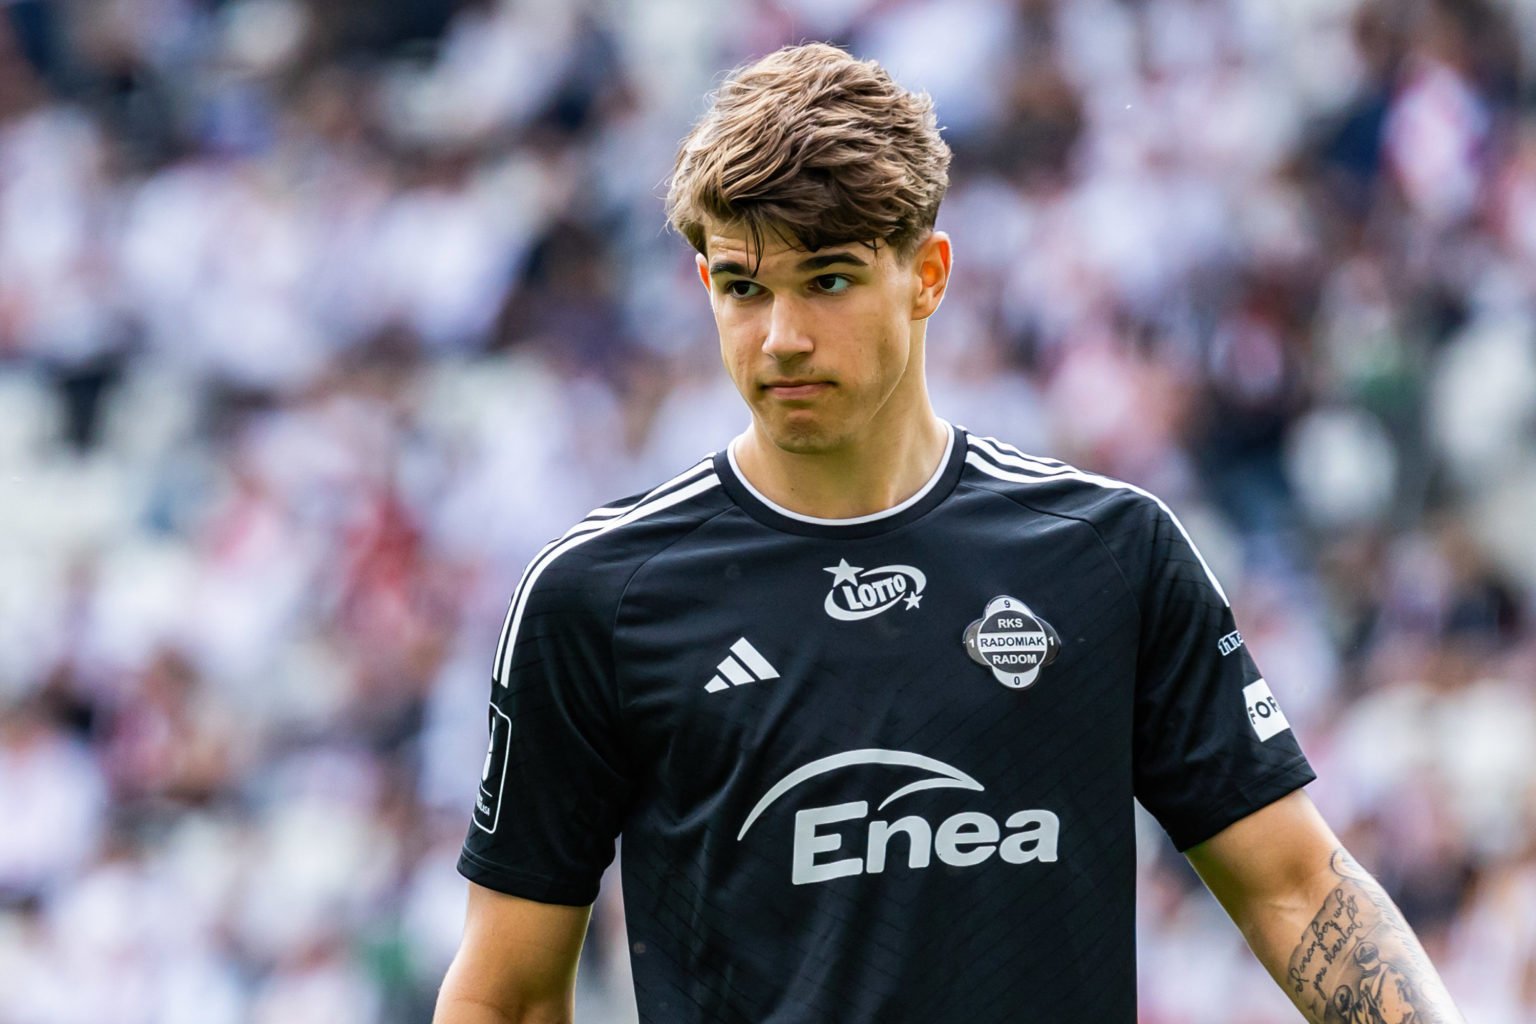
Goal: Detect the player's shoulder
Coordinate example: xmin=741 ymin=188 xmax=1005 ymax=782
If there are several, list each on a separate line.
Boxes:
xmin=521 ymin=454 xmax=731 ymax=591
xmin=959 ymin=430 xmax=1163 ymax=528
xmin=493 ymin=456 xmax=730 ymax=678
xmin=958 ymin=431 xmax=1226 ymax=599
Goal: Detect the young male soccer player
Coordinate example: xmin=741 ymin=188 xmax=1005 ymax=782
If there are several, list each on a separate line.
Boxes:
xmin=436 ymin=44 xmax=1465 ymax=1024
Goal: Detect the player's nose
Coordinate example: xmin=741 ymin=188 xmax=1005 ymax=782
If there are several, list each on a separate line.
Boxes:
xmin=761 ymin=297 xmax=815 ymax=360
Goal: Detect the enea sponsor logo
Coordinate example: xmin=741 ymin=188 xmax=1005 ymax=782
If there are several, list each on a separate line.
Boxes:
xmin=737 ymin=749 xmax=1060 ymax=886
xmin=823 ymin=559 xmax=926 ymax=621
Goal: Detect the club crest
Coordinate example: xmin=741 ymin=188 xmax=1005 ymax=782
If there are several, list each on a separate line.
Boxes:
xmin=963 ymin=596 xmax=1061 ymax=690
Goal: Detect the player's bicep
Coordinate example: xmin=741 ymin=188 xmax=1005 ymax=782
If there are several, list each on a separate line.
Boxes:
xmin=436 ymin=882 xmax=591 ymax=1024
xmin=1184 ymin=789 xmax=1341 ymax=919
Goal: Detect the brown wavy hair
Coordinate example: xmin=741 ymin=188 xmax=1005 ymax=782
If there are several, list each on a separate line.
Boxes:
xmin=666 ymin=43 xmax=951 ymax=265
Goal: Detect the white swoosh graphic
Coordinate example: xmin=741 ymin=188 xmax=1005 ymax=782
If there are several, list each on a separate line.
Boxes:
xmin=736 ymin=748 xmax=983 ymax=840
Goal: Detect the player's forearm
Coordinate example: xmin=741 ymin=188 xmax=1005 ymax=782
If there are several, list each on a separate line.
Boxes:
xmin=1246 ymin=847 xmax=1465 ymax=1023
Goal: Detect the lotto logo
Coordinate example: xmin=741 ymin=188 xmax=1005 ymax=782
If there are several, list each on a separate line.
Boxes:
xmin=822 ymin=559 xmax=926 ymax=621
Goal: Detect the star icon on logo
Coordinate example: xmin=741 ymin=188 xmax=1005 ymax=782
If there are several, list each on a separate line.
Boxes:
xmin=823 ymin=558 xmax=863 ymax=587
xmin=903 ymin=593 xmax=922 ymax=610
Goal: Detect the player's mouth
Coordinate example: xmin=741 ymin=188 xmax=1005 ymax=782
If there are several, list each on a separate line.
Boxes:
xmin=762 ymin=379 xmax=833 ymax=400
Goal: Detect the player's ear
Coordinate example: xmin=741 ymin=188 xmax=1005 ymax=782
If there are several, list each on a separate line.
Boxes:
xmin=696 ymin=252 xmax=712 ymax=292
xmin=910 ymin=231 xmax=952 ymax=321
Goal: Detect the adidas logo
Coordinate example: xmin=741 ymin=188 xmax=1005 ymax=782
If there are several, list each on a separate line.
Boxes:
xmin=704 ymin=638 xmax=780 ymax=693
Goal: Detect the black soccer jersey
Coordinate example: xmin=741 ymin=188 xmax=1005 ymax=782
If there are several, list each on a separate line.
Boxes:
xmin=459 ymin=423 xmax=1314 ymax=1023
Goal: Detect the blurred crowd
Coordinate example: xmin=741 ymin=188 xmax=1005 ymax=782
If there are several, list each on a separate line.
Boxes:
xmin=1 ymin=0 xmax=1534 ymax=1021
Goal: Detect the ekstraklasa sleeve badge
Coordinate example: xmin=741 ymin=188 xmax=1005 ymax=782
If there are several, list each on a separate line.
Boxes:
xmin=963 ymin=596 xmax=1062 ymax=690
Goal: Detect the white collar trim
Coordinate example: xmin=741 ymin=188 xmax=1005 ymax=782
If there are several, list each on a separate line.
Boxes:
xmin=725 ymin=421 xmax=955 ymax=526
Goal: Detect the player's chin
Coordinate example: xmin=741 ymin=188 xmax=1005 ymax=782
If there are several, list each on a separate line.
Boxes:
xmin=760 ymin=413 xmax=842 ymax=455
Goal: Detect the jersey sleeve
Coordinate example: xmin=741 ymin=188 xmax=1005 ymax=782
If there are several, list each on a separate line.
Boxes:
xmin=458 ymin=549 xmax=632 ymax=906
xmin=1129 ymin=498 xmax=1315 ymax=851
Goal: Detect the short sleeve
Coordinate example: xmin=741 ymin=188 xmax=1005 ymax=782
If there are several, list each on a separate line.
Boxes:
xmin=1131 ymin=500 xmax=1314 ymax=850
xmin=458 ymin=554 xmax=632 ymax=905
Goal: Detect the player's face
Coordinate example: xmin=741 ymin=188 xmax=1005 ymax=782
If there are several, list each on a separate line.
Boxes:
xmin=697 ymin=224 xmax=949 ymax=455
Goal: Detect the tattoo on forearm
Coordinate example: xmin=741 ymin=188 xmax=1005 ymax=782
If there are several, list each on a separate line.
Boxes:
xmin=1284 ymin=849 xmax=1462 ymax=1024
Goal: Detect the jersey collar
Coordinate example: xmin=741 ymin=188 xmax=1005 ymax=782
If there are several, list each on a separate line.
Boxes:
xmin=715 ymin=422 xmax=966 ymax=538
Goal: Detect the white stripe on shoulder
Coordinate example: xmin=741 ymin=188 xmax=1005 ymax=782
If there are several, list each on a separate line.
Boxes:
xmin=966 ymin=434 xmax=1074 ymax=476
xmin=964 ymin=450 xmax=1230 ymax=607
xmin=491 ymin=458 xmax=714 ymax=671
xmin=575 ymin=458 xmax=717 ymax=523
xmin=968 ymin=433 xmax=1068 ymax=468
xmin=494 ymin=470 xmax=722 ymax=685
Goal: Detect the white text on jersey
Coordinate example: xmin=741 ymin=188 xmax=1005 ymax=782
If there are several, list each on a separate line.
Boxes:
xmin=736 ymin=748 xmax=1059 ymax=886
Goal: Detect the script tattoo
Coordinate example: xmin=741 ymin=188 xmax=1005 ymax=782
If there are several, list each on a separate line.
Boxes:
xmin=1284 ymin=850 xmax=1462 ymax=1024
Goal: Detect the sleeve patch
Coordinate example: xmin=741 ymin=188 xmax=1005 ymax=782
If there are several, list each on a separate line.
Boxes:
xmin=474 ymin=704 xmax=513 ymax=833
xmin=1243 ymin=679 xmax=1291 ymax=742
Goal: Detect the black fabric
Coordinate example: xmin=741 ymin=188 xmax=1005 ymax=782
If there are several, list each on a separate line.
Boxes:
xmin=1128 ymin=502 xmax=1314 ymax=849
xmin=459 ymin=430 xmax=1314 ymax=1022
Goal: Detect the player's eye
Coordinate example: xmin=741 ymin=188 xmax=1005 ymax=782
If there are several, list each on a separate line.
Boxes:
xmin=813 ymin=274 xmax=851 ymax=295
xmin=724 ymin=280 xmax=763 ymax=299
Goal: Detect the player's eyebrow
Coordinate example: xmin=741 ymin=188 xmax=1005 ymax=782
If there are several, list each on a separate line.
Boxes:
xmin=708 ymin=251 xmax=869 ymax=278
xmin=795 ymin=252 xmax=867 ymax=272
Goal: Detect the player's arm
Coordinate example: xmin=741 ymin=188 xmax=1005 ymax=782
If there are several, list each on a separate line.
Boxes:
xmin=433 ymin=882 xmax=591 ymax=1024
xmin=1185 ymin=789 xmax=1465 ymax=1023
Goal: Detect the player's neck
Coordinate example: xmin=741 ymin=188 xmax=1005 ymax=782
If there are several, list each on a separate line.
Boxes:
xmin=732 ymin=404 xmax=950 ymax=522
